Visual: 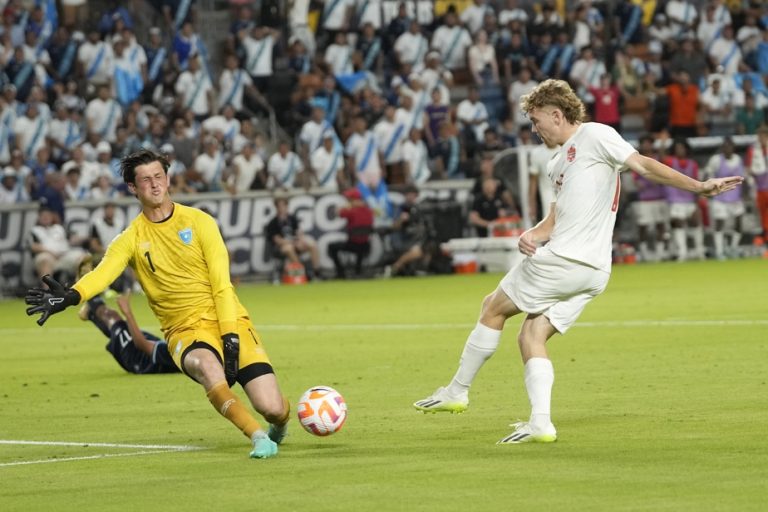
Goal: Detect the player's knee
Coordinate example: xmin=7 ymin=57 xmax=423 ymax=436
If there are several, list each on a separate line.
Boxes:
xmin=183 ymin=349 xmax=223 ymax=383
xmin=262 ymin=396 xmax=289 ymax=425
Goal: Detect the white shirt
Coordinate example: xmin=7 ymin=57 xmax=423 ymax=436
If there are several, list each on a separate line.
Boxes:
xmin=570 ymin=58 xmax=606 ymax=90
xmin=456 ymin=99 xmax=489 ymax=141
xmin=202 ymin=115 xmax=240 ymax=140
xmin=394 ymin=32 xmax=428 ymax=69
xmin=402 ymin=138 xmax=430 ymax=184
xmin=665 ymin=0 xmax=697 ymax=38
xmin=508 ymin=79 xmax=538 ymax=128
xmin=0 ymin=177 xmax=28 ymax=203
xmin=547 ymin=123 xmax=637 ymax=272
xmin=325 ymin=43 xmax=354 ymax=76
xmin=708 ymin=38 xmax=742 ymax=76
xmin=62 ymin=159 xmax=103 ymax=188
xmin=431 ymin=25 xmax=472 ymax=70
xmin=230 ymin=153 xmax=264 ymax=193
xmin=90 ymin=216 xmax=123 ymax=247
xmin=30 ymin=224 xmax=71 ymax=254
xmin=300 ymin=119 xmax=337 ymax=154
xmin=345 ymin=130 xmax=382 ymax=188
xmin=421 ymin=67 xmax=452 ymax=105
xmin=697 ymin=18 xmax=725 ymax=49
xmin=194 ymin=151 xmax=227 ymax=187
xmin=373 ymin=112 xmax=408 ymax=164
xmin=243 ymin=35 xmax=275 ymax=77
xmin=704 ymin=153 xmax=742 ymax=180
xmin=356 ymin=0 xmax=382 ymax=29
xmin=322 ymin=0 xmax=353 ymax=30
xmin=529 ymin=144 xmax=558 ymax=216
xmin=310 ymin=144 xmax=343 ymax=190
xmin=267 ymin=151 xmax=303 ymax=188
xmin=85 ymin=98 xmax=122 ymax=142
xmin=13 ymin=115 xmax=47 ymax=158
xmin=77 ymin=40 xmax=114 ymax=83
xmin=499 ymin=8 xmax=528 ymax=26
xmin=460 ymin=3 xmax=492 ymax=34
xmin=468 ymin=44 xmax=496 ymax=76
xmin=175 ymin=69 xmax=212 ymax=116
xmin=218 ymin=68 xmax=253 ymax=111
xmin=48 ymin=117 xmax=82 ymax=152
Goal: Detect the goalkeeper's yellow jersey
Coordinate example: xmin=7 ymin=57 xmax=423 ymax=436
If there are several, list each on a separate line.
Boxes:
xmin=73 ymin=203 xmax=246 ymax=337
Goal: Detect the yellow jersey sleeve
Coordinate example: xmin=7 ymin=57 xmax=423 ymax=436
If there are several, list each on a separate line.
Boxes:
xmin=72 ymin=225 xmax=134 ymax=303
xmin=195 ymin=209 xmax=238 ymax=335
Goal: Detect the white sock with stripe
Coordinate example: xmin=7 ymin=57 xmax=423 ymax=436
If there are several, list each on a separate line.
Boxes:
xmin=446 ymin=322 xmax=502 ymax=397
xmin=525 ymin=357 xmax=554 ymax=429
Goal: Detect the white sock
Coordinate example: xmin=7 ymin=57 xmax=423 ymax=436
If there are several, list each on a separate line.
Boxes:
xmin=728 ymin=230 xmax=740 ymax=250
xmin=525 ymin=357 xmax=554 ymax=429
xmin=691 ymin=227 xmax=704 ymax=258
xmin=673 ymin=228 xmax=687 ymax=260
xmin=446 ymin=322 xmax=502 ymax=396
xmin=714 ymin=230 xmax=725 ymax=258
xmin=639 ymin=241 xmax=652 ymax=262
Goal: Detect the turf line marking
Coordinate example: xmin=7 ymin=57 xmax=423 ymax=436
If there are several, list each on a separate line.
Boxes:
xmin=0 ymin=319 xmax=766 ymax=335
xmin=0 ymin=439 xmax=201 ymax=450
xmin=0 ymin=439 xmax=204 ymax=469
xmin=0 ymin=449 xmax=190 ymax=468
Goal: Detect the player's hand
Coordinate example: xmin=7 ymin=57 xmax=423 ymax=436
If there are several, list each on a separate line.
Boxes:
xmin=24 ymin=275 xmax=80 ymax=326
xmin=116 ymin=293 xmax=131 ymax=316
xmin=221 ymin=333 xmax=240 ymax=387
xmin=699 ymin=176 xmax=744 ymax=197
xmin=518 ymin=230 xmax=538 ymax=257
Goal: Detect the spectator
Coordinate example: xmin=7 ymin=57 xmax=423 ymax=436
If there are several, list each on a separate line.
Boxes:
xmin=190 ymin=136 xmax=226 ymax=192
xmin=28 ymin=204 xmax=86 ymax=280
xmin=299 ymin=105 xmax=337 ymax=164
xmin=498 ymin=0 xmax=529 ymax=28
xmin=421 ymin=51 xmax=453 ymax=105
xmin=697 ymin=3 xmax=727 ymax=52
xmin=267 ymin=140 xmax=303 ymax=190
xmin=328 ymin=187 xmax=374 ymax=279
xmin=48 ymin=26 xmax=78 ymax=84
xmin=144 ymin=27 xmax=168 ymax=101
xmin=48 ymin=102 xmax=83 ymax=163
xmin=77 ymin=28 xmax=114 ymax=87
xmin=13 ymin=102 xmax=47 ymax=160
xmin=669 ymin=37 xmax=707 ymax=86
xmin=0 ymin=158 xmax=30 ymax=204
xmin=202 ymin=105 xmax=240 ymax=143
xmin=756 ymin=29 xmax=768 ymax=75
xmin=433 ymin=120 xmax=464 ymax=179
xmin=325 ymin=31 xmax=354 ymax=76
xmin=613 ymin=0 xmax=645 ymax=46
xmin=345 ymin=114 xmax=384 ymax=192
xmin=648 ymin=13 xmax=675 ymax=43
xmin=569 ymin=45 xmax=606 ymax=106
xmin=531 ymin=2 xmax=563 ymax=38
xmin=735 ymin=94 xmax=766 ymax=135
xmin=162 ymin=0 xmax=196 ymax=33
xmin=357 ymin=22 xmax=383 ymax=74
xmin=88 ymin=202 xmax=123 ymax=259
xmin=226 ymin=141 xmax=265 ymax=194
xmin=588 ymin=74 xmax=622 ymax=131
xmin=665 ymin=0 xmax=697 ymax=40
xmin=507 ymin=67 xmax=537 ymax=134
xmin=469 ymin=177 xmax=508 ymax=237
xmin=172 ymin=21 xmax=201 ymax=71
xmin=240 ymin=25 xmax=279 ymax=92
xmin=320 ymin=0 xmax=354 ymax=49
xmin=708 ymin=25 xmax=744 ymax=76
xmin=423 ymin=88 xmax=450 ymax=149
xmin=373 ymin=103 xmax=407 ymax=185
xmin=175 ymin=54 xmax=214 ymax=121
xmin=700 ymin=75 xmax=737 ymax=135
xmin=161 ymin=143 xmax=194 ymax=195
xmin=384 ymin=184 xmax=429 ymax=277
xmin=468 ymin=29 xmax=499 ymax=86
xmin=660 ymin=71 xmax=700 ymax=138
xmin=395 ymin=20 xmax=428 ymax=71
xmin=266 ymin=196 xmax=320 ymax=279
xmin=456 ymin=86 xmax=489 ymax=154
xmin=62 ymin=146 xmax=100 ymax=189
xmin=663 ymin=138 xmax=704 ymax=261
xmin=703 ymin=137 xmax=746 ymax=259
xmin=311 ymin=132 xmax=345 ymax=191
xmin=402 ymin=127 xmax=430 ymax=184
xmin=64 ymin=166 xmax=90 ymax=201
xmin=86 ymin=84 xmax=122 ymax=143
xmin=431 ymin=11 xmax=472 ymax=72
xmin=461 ymin=0 xmax=494 ymax=35
xmin=499 ymin=29 xmax=530 ymax=83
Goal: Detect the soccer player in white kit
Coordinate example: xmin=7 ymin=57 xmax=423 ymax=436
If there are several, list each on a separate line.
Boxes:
xmin=413 ymin=79 xmax=744 ymax=444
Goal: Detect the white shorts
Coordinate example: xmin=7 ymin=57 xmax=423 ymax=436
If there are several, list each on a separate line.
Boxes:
xmin=710 ymin=200 xmax=745 ymax=221
xmin=669 ymin=202 xmax=697 ymax=221
xmin=499 ymin=246 xmax=610 ymax=334
xmin=633 ymin=200 xmax=668 ymax=226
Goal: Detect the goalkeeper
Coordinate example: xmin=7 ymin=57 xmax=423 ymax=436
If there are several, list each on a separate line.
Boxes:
xmin=25 ymin=149 xmax=289 ymax=459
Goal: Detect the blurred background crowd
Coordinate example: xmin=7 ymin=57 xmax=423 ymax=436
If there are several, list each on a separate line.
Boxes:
xmin=1 ymin=0 xmax=767 ymax=285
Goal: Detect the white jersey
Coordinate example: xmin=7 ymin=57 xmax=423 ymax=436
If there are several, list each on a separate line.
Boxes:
xmin=310 ymin=144 xmax=343 ymax=190
xmin=374 ymin=112 xmax=408 ymax=164
xmin=402 ymin=138 xmax=430 ymax=184
xmin=243 ymin=35 xmax=275 ymax=77
xmin=431 ymin=25 xmax=471 ymax=70
xmin=267 ymin=151 xmax=303 ymax=188
xmin=345 ymin=130 xmax=382 ymax=188
xmin=356 ymin=0 xmax=382 ymax=28
xmin=85 ymin=98 xmax=122 ymax=142
xmin=546 ymin=123 xmax=637 ymax=272
xmin=175 ymin=69 xmax=213 ymax=116
xmin=529 ymin=144 xmax=558 ymax=215
xmin=218 ymin=68 xmax=253 ymax=111
xmin=394 ymin=32 xmax=428 ymax=69
xmin=322 ymin=0 xmax=353 ymax=30
xmin=194 ymin=151 xmax=227 ymax=187
xmin=230 ymin=153 xmax=264 ymax=193
xmin=300 ymin=119 xmax=337 ymax=154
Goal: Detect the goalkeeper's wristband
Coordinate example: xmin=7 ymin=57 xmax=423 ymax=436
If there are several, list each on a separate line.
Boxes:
xmin=62 ymin=289 xmax=81 ymax=307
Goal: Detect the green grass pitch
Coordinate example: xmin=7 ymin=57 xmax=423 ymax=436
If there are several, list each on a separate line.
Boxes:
xmin=1 ymin=260 xmax=766 ymax=511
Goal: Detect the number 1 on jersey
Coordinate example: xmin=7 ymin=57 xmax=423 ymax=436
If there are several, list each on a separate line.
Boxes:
xmin=144 ymin=251 xmax=156 ymax=272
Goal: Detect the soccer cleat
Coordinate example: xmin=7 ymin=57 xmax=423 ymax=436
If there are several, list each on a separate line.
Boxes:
xmin=250 ymin=430 xmax=278 ymax=459
xmin=268 ymin=423 xmax=288 ymax=445
xmin=497 ymin=421 xmax=557 ymax=444
xmin=413 ymin=387 xmax=468 ymax=414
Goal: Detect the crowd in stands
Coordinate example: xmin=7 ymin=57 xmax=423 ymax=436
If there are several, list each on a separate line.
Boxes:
xmin=1 ymin=0 xmax=767 ymax=274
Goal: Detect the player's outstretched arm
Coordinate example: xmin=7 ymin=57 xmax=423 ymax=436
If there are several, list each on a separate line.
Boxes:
xmin=25 ymin=275 xmax=81 ymax=326
xmin=116 ymin=293 xmax=156 ymax=357
xmin=626 ymin=153 xmax=744 ymax=197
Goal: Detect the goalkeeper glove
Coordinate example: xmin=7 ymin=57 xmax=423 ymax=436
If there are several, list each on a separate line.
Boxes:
xmin=222 ymin=333 xmax=240 ymax=387
xmin=25 ymin=275 xmax=81 ymax=326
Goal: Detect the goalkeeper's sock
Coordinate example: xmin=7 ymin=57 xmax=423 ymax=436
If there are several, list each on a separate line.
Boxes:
xmin=446 ymin=322 xmax=501 ymax=397
xmin=207 ymin=380 xmax=262 ymax=438
xmin=525 ymin=357 xmax=554 ymax=430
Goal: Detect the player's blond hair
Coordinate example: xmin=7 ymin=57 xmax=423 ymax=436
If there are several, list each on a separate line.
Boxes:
xmin=520 ymin=79 xmax=586 ymax=124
